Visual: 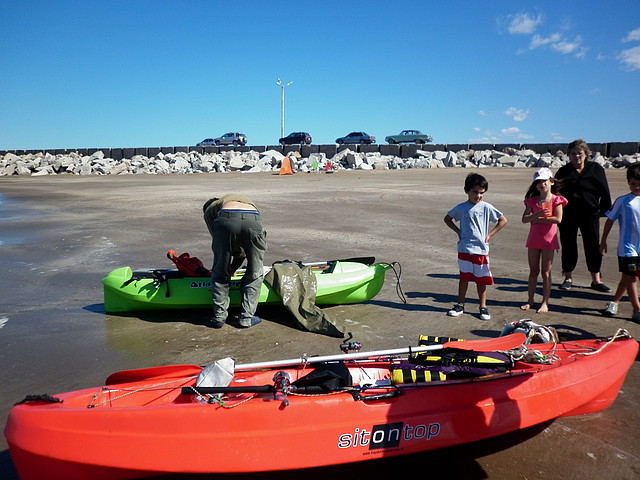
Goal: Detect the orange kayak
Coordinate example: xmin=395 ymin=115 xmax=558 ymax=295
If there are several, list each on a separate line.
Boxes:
xmin=4 ymin=332 xmax=637 ymax=479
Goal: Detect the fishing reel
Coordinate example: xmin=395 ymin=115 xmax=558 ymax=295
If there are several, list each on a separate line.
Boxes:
xmin=272 ymin=371 xmax=291 ymax=406
xmin=340 ymin=332 xmax=362 ymax=354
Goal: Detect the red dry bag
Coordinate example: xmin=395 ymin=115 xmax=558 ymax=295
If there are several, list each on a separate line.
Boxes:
xmin=166 ymin=250 xmax=211 ymax=277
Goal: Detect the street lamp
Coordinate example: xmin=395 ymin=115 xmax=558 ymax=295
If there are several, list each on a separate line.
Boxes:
xmin=276 ymin=78 xmax=293 ymax=140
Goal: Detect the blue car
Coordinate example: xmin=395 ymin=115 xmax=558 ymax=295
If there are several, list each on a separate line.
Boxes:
xmin=335 ymin=132 xmax=376 ymax=145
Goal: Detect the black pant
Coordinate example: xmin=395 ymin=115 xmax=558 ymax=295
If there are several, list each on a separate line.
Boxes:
xmin=558 ymin=212 xmax=602 ymax=274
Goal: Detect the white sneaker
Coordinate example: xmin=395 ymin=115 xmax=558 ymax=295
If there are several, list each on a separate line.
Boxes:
xmin=447 ymin=303 xmax=464 ymax=317
xmin=479 ymin=308 xmax=491 ymax=321
xmin=602 ymin=301 xmax=618 ymax=316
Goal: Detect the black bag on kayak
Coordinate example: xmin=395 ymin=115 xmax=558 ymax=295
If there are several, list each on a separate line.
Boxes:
xmin=292 ymin=362 xmax=352 ymax=392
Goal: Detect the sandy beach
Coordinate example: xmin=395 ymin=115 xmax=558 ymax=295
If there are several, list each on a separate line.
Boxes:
xmin=1 ymin=168 xmax=638 ymax=479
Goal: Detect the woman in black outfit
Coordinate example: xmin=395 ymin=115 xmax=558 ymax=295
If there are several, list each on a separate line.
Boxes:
xmin=555 ymin=139 xmax=612 ymax=292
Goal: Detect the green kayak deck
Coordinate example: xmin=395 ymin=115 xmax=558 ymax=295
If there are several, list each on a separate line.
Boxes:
xmin=102 ymin=260 xmax=392 ymax=313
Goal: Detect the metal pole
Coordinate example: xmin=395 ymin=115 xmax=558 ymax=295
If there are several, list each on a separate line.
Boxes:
xmin=276 ymin=78 xmax=292 ymax=140
xmin=280 ymin=84 xmax=285 ymax=139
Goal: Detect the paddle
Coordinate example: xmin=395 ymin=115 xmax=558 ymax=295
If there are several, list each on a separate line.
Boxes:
xmin=330 ymin=256 xmax=376 ymax=265
xmin=182 ymin=333 xmax=527 ymax=396
xmin=179 ymin=384 xmax=362 ymax=395
xmin=235 ymin=333 xmax=526 ymax=371
xmin=106 ymin=333 xmax=526 ymax=385
xmin=231 ymin=257 xmax=377 ymax=277
xmin=181 ymin=385 xmax=275 ymax=395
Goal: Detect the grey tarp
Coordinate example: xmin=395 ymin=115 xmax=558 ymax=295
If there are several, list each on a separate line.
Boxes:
xmin=196 ymin=357 xmax=234 ymax=387
xmin=264 ymin=261 xmax=346 ymax=338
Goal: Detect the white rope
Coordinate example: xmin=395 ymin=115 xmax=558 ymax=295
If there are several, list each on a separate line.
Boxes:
xmin=504 ymin=345 xmax=559 ymax=364
xmin=568 ymin=328 xmax=631 ymax=358
xmin=218 ymin=393 xmax=257 ymax=408
xmin=88 ymin=375 xmax=198 ymax=408
xmin=505 ymin=328 xmax=632 ymax=365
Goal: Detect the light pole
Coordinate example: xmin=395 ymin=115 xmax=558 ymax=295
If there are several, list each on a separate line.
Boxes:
xmin=276 ymin=78 xmax=293 ymax=140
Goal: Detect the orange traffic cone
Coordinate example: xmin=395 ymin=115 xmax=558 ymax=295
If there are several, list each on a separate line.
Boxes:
xmin=279 ymin=156 xmax=294 ymax=175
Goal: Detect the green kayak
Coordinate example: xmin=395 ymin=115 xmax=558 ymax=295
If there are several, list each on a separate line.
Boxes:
xmin=102 ymin=259 xmax=393 ymax=313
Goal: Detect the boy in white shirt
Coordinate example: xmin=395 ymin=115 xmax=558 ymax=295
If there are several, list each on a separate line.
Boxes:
xmin=599 ymin=163 xmax=640 ymax=322
xmin=444 ymin=173 xmax=508 ymax=320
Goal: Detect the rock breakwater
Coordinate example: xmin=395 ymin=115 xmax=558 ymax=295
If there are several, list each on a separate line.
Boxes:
xmin=1 ymin=147 xmax=638 ymax=176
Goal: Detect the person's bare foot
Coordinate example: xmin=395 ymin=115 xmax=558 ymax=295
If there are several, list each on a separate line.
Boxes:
xmin=537 ymin=304 xmax=549 ymax=314
xmin=520 ymin=303 xmax=531 ymax=311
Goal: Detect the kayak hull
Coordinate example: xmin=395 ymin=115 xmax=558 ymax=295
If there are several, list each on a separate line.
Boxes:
xmin=5 ymin=336 xmax=637 ymax=479
xmin=102 ymin=260 xmax=393 ymax=313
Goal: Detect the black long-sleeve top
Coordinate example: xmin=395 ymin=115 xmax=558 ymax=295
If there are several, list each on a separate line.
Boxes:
xmin=555 ymin=161 xmax=611 ymax=217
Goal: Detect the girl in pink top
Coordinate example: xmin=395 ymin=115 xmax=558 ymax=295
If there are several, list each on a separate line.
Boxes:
xmin=521 ymin=168 xmax=568 ymax=313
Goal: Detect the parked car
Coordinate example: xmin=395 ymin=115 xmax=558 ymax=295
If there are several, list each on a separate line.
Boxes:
xmin=213 ymin=132 xmax=247 ymax=146
xmin=335 ymin=132 xmax=376 ymax=145
xmin=279 ymin=132 xmax=312 ymax=145
xmin=196 ymin=138 xmax=216 ymax=146
xmin=384 ymin=130 xmax=433 ymax=144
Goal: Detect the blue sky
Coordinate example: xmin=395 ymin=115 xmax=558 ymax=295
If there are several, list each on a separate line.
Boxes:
xmin=1 ymin=1 xmax=639 ymax=150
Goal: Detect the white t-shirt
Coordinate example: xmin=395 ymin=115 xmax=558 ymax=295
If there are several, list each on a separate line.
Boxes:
xmin=605 ymin=193 xmax=640 ymax=257
xmin=447 ymin=201 xmax=503 ymax=255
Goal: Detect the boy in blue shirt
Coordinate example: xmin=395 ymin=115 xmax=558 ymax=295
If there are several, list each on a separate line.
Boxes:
xmin=599 ymin=163 xmax=640 ymax=322
xmin=444 ymin=173 xmax=508 ymax=320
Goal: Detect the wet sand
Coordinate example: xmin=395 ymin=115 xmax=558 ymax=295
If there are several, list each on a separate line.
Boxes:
xmin=1 ymin=168 xmax=638 ymax=479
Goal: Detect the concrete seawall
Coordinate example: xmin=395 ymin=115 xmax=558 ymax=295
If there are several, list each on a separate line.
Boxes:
xmin=2 ymin=141 xmax=639 ymax=161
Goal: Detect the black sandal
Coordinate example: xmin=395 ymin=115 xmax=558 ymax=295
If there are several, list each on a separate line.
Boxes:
xmin=591 ymin=282 xmax=612 ymax=293
xmin=559 ymin=279 xmax=573 ymax=290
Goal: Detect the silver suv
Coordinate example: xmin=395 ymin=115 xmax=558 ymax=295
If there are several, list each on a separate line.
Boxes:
xmin=213 ymin=132 xmax=247 ymax=146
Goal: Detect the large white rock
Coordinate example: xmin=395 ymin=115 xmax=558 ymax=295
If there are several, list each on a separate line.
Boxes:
xmin=0 ymin=147 xmax=631 ymax=176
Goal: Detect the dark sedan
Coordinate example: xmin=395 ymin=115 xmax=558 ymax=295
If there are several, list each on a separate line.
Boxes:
xmin=279 ymin=132 xmax=312 ymax=145
xmin=335 ymin=132 xmax=376 ymax=145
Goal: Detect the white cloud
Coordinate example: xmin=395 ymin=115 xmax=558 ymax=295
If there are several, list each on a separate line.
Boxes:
xmin=529 ymin=33 xmax=562 ymax=49
xmin=557 ymin=17 xmax=574 ymax=33
xmin=574 ymin=47 xmax=588 ymax=59
xmin=504 ymin=107 xmax=530 ymax=122
xmin=502 ymin=127 xmax=520 ymax=135
xmin=501 ymin=127 xmax=533 ymax=140
xmin=528 ymin=33 xmax=586 ymax=58
xmin=507 ymin=13 xmax=542 ymax=35
xmin=477 ymin=110 xmax=487 ymax=117
xmin=469 ymin=134 xmax=501 ymax=144
xmin=618 ymin=45 xmax=640 ymax=71
xmin=551 ymin=36 xmax=583 ymax=54
xmin=622 ymin=28 xmax=640 ymax=43
xmin=470 ymin=125 xmax=535 ymax=143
